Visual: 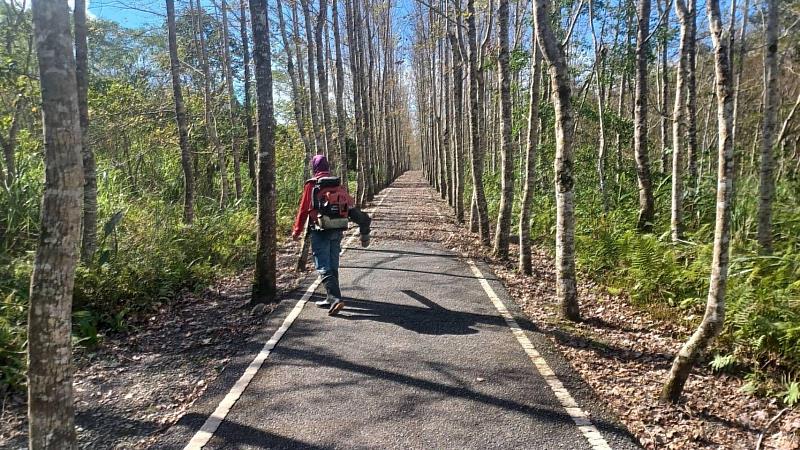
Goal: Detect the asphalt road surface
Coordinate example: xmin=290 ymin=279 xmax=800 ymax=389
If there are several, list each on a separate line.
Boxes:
xmin=156 ymin=172 xmax=640 ymax=450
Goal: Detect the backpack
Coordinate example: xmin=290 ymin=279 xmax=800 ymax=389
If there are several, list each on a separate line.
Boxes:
xmin=311 ymin=176 xmax=352 ymax=230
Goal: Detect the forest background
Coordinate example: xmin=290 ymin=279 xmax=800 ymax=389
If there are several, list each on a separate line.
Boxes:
xmin=1 ymin=0 xmax=799 ymax=419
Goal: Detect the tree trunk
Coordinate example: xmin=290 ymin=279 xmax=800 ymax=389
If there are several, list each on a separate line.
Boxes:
xmin=730 ymin=0 xmax=750 ymax=154
xmin=519 ymin=42 xmax=541 ymax=275
xmin=532 ymin=0 xmax=580 ymax=321
xmin=168 ymin=0 xmax=195 ymax=224
xmin=658 ymin=0 xmax=671 ymax=174
xmin=589 ymin=0 xmax=608 ymax=212
xmin=28 ymin=0 xmax=84 ymax=446
xmin=757 ymin=0 xmax=778 ymax=253
xmin=493 ymin=0 xmax=514 ymax=258
xmin=332 ymin=0 xmax=349 ymax=182
xmin=195 ymin=0 xmax=228 ymax=206
xmin=249 ymin=0 xmax=277 ymax=303
xmin=315 ymin=0 xmax=332 ymax=157
xmin=448 ymin=24 xmax=465 ymax=223
xmin=466 ymin=0 xmax=491 ymax=245
xmin=685 ymin=1 xmax=698 ymax=192
xmin=277 ymin=0 xmax=314 ymax=159
xmin=74 ymin=0 xmax=97 ymax=263
xmin=221 ymin=0 xmax=243 ymax=200
xmin=239 ymin=0 xmax=257 ymax=188
xmin=301 ymin=0 xmax=323 ymax=154
xmin=662 ymin=0 xmax=734 ymax=403
xmin=671 ymin=0 xmax=692 ymax=242
xmin=634 ymin=0 xmax=655 ymax=231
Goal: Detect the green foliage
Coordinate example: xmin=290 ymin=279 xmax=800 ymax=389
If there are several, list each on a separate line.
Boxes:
xmin=710 ymin=354 xmax=738 ymax=372
xmin=516 ymin=129 xmax=800 ymax=403
xmin=780 ymin=379 xmax=800 ymax=407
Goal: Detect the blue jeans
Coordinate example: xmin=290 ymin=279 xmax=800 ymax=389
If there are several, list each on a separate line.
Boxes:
xmin=311 ymin=229 xmax=343 ymax=299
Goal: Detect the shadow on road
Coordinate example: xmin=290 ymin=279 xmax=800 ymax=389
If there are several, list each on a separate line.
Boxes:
xmin=334 ymin=291 xmax=505 ymax=335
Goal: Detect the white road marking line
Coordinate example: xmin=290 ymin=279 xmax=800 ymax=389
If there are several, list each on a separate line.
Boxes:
xmin=426 ymin=182 xmax=612 ymax=449
xmin=467 ymin=260 xmax=613 ymax=450
xmin=184 ymin=191 xmax=390 ymax=449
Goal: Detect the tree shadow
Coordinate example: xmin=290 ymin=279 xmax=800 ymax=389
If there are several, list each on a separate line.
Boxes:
xmin=343 ymin=247 xmax=461 ymax=259
xmin=340 ymin=264 xmax=495 ymax=281
xmin=179 ymin=413 xmax=328 ymax=450
xmin=335 ymin=290 xmax=507 ymax=335
xmin=267 ymin=345 xmax=636 ymax=441
xmin=544 ymin=326 xmax=675 ymax=368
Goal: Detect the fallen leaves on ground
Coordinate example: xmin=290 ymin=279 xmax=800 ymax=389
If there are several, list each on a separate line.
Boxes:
xmin=0 ymin=239 xmax=309 ymax=449
xmin=417 ymin=189 xmax=797 ymax=450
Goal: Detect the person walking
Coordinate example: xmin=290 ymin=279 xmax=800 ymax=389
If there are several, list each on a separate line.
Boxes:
xmin=292 ymin=155 xmax=371 ymax=315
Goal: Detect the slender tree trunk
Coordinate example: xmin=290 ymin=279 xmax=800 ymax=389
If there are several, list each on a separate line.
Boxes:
xmin=634 ymin=0 xmax=655 ymax=231
xmin=168 ymin=0 xmax=194 ymax=224
xmin=731 ymin=0 xmax=750 ymax=152
xmin=519 ymin=42 xmax=541 ymax=275
xmin=449 ymin=25 xmax=465 ymax=223
xmin=28 ymin=1 xmax=84 ymax=446
xmin=533 ymin=0 xmax=580 ymax=321
xmin=466 ymin=0 xmax=491 ymax=245
xmin=301 ymin=0 xmax=323 ymax=154
xmin=1 ymin=97 xmax=23 ymax=186
xmin=74 ymin=0 xmax=97 ymax=262
xmin=589 ymin=0 xmax=608 ymax=212
xmin=671 ymin=0 xmax=692 ymax=242
xmin=493 ymin=0 xmax=514 ymax=258
xmin=195 ymin=0 xmax=228 ymax=206
xmin=685 ymin=2 xmax=698 ymax=191
xmin=315 ymin=0 xmax=332 ymax=156
xmin=345 ymin=0 xmax=366 ymax=204
xmin=221 ymin=0 xmax=243 ymax=200
xmin=249 ymin=0 xmax=277 ymax=303
xmin=277 ymin=0 xmax=314 ymax=158
xmin=240 ymin=0 xmax=256 ymax=188
xmin=332 ymin=0 xmax=348 ymax=182
xmin=662 ymin=0 xmax=734 ymax=403
xmin=659 ymin=0 xmax=671 ymax=174
xmin=757 ymin=0 xmax=778 ymax=253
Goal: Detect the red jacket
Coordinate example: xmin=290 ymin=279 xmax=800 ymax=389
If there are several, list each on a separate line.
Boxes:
xmin=291 ymin=171 xmax=353 ymax=238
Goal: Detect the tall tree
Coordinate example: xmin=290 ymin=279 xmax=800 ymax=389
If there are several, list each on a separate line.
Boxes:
xmin=300 ymin=0 xmax=323 ymax=154
xmin=277 ymin=0 xmax=314 ymax=158
xmin=167 ymin=0 xmax=194 ymax=224
xmin=314 ymin=0 xmax=333 ymax=158
xmin=589 ymin=0 xmax=608 ymax=211
xmin=634 ymin=0 xmax=655 ymax=231
xmin=448 ymin=14 xmax=465 ymax=223
xmin=28 ymin=0 xmax=84 ymax=446
xmin=493 ymin=0 xmax=515 ymax=258
xmin=671 ymin=0 xmax=693 ymax=242
xmin=194 ymin=0 xmax=228 ymax=206
xmin=519 ymin=42 xmax=541 ymax=275
xmin=757 ymin=0 xmax=778 ymax=253
xmin=657 ymin=0 xmax=671 ymax=174
xmin=239 ymin=0 xmax=256 ymax=186
xmin=249 ymin=0 xmax=278 ymax=303
xmin=662 ymin=0 xmax=734 ymax=403
xmin=332 ymin=0 xmax=348 ymax=182
xmin=220 ymin=0 xmax=243 ymax=199
xmin=74 ymin=0 xmax=97 ymax=262
xmin=466 ymin=0 xmax=491 ymax=245
xmin=532 ymin=0 xmax=580 ymax=321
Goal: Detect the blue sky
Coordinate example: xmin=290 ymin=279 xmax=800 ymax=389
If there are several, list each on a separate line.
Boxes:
xmin=88 ymin=0 xmax=169 ymax=28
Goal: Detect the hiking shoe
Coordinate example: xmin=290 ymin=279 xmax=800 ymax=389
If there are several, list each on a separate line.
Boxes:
xmin=328 ymin=299 xmax=345 ymax=316
xmin=314 ymin=297 xmax=332 ymax=307
xmin=360 ymin=234 xmax=370 ymax=248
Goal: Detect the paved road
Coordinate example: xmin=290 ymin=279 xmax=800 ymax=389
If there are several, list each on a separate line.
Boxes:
xmin=157 ymin=173 xmax=639 ymax=450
